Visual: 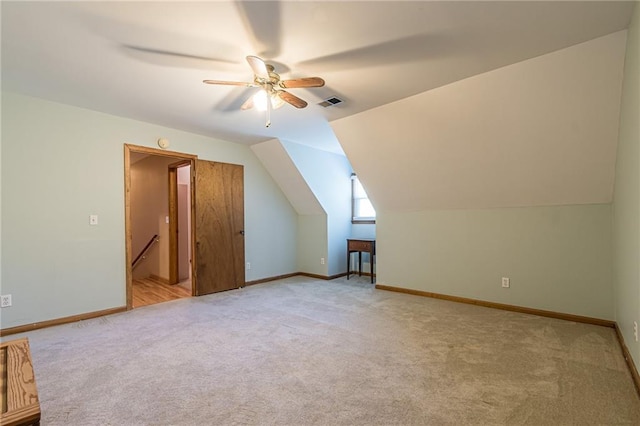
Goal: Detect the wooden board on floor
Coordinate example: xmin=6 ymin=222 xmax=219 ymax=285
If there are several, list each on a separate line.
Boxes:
xmin=0 ymin=338 xmax=40 ymax=426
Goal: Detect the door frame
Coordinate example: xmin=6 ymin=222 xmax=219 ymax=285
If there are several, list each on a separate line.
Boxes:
xmin=168 ymin=160 xmax=192 ymax=286
xmin=124 ymin=144 xmax=197 ymax=310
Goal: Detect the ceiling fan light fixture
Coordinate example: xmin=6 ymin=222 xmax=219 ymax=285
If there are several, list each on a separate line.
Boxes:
xmin=253 ymin=90 xmax=285 ymax=111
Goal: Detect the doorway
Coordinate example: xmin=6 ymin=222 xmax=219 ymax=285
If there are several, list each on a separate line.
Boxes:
xmin=126 ymin=148 xmax=195 ymax=308
xmin=124 ymin=144 xmax=246 ymax=309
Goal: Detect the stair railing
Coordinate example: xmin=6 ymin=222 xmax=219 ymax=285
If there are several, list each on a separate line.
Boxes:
xmin=132 ymin=234 xmax=159 ymax=269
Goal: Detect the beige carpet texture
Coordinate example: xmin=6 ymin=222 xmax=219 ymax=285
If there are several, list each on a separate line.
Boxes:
xmin=6 ymin=276 xmax=640 ymax=425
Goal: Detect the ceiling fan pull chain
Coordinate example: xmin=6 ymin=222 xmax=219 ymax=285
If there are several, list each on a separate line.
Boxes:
xmin=265 ymin=91 xmax=272 ymax=128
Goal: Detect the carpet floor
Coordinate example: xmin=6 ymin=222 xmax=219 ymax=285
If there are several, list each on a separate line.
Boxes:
xmin=6 ymin=275 xmax=640 ymax=425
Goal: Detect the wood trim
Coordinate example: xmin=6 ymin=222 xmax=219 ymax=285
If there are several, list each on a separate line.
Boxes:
xmin=169 ymin=160 xmax=192 ymax=168
xmin=245 ymin=272 xmax=350 ymax=286
xmin=614 ymin=323 xmax=640 ymax=398
xmin=124 ymin=145 xmax=132 ymax=309
xmin=375 ymin=284 xmax=616 ymax=328
xmin=244 ymin=273 xmax=299 ymax=287
xmin=168 ymin=159 xmax=191 ymax=286
xmin=189 ymin=160 xmax=197 ymax=296
xmin=298 ymin=272 xmax=348 ymax=280
xmin=124 ymin=144 xmax=198 ymax=308
xmin=124 ymin=143 xmax=197 ymax=160
xmin=168 ymin=166 xmax=179 ymax=285
xmin=0 ymin=307 xmax=127 ymax=337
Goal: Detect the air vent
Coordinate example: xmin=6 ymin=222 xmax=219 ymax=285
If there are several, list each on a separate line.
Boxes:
xmin=318 ymin=97 xmax=343 ymax=107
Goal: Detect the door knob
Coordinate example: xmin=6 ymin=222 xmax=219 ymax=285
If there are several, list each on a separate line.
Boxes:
xmin=239 ymin=230 xmax=245 ymax=235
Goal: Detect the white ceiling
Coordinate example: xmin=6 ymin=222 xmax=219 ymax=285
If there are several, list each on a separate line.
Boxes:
xmin=1 ymin=1 xmax=635 ymax=155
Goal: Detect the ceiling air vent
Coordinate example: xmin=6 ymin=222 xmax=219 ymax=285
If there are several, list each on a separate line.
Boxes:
xmin=318 ymin=97 xmax=343 ymax=108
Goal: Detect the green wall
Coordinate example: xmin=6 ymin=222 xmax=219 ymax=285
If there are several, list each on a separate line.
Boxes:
xmin=378 ymin=204 xmax=613 ymax=319
xmin=297 ymin=214 xmax=328 ymax=276
xmin=613 ymin=3 xmax=640 ymax=368
xmin=0 ymin=92 xmax=298 ymax=329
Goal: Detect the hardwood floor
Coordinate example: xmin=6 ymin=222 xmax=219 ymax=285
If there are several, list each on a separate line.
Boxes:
xmin=133 ymin=276 xmax=191 ymax=308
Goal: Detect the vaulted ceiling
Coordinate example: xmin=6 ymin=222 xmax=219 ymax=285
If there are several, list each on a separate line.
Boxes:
xmin=2 ymin=1 xmax=635 ymax=155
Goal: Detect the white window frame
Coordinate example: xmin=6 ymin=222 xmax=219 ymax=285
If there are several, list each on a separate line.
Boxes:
xmin=351 ymin=174 xmax=376 ymax=224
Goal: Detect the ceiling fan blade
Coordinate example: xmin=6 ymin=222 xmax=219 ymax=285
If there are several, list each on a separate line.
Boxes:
xmin=278 ymin=91 xmax=308 ymax=109
xmin=279 ymin=77 xmax=325 ymax=89
xmin=123 ymin=45 xmax=241 ymax=67
xmin=235 ymin=1 xmax=281 ymax=58
xmin=297 ymin=33 xmax=441 ymax=73
xmin=246 ymin=55 xmax=269 ymax=80
xmin=203 ymin=80 xmax=256 ymax=87
xmin=240 ymin=95 xmax=254 ymax=110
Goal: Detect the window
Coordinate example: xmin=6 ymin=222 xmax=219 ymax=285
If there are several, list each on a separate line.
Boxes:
xmin=351 ymin=174 xmax=376 ymax=223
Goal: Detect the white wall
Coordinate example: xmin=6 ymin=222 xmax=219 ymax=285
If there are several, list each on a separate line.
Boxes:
xmin=613 ymin=3 xmax=640 ymax=368
xmin=1 ymin=92 xmax=297 ymax=328
xmin=331 ymin=32 xmax=627 ymax=319
xmin=281 ymin=141 xmax=352 ymax=276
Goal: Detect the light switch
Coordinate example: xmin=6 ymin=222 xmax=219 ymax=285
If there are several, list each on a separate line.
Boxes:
xmin=165 ymin=216 xmax=170 ymax=224
xmin=90 ymin=215 xmax=98 ymax=225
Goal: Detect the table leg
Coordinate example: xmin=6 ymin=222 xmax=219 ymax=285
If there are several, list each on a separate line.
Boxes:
xmin=358 ymin=251 xmax=362 ymax=276
xmin=347 ymin=251 xmax=350 ymax=279
xmin=370 ymin=252 xmax=374 ymax=283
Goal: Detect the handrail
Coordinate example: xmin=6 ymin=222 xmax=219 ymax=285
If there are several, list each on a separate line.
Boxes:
xmin=132 ymin=234 xmax=159 ymax=269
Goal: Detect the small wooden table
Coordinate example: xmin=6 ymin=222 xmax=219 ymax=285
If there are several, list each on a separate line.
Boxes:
xmin=1 ymin=338 xmax=41 ymax=426
xmin=347 ymin=238 xmax=376 ymax=283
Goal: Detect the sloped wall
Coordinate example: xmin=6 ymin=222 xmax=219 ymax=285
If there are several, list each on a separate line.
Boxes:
xmin=333 ymin=31 xmax=626 ymax=211
xmin=332 ymin=32 xmax=627 ymax=319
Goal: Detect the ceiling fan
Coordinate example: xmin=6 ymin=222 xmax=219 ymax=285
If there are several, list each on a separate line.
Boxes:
xmin=203 ymin=55 xmax=325 ymax=127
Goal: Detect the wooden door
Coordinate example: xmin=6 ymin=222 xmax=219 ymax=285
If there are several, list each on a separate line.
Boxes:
xmin=194 ymin=160 xmax=245 ymax=295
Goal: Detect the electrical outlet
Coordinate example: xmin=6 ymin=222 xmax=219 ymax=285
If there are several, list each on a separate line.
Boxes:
xmin=320 ymin=258 xmax=325 ymax=265
xmin=1 ymin=294 xmax=12 ymax=308
xmin=501 ymin=277 xmax=510 ymax=288
xmin=634 ymin=321 xmax=638 ymax=342
xmin=246 ymin=262 xmax=251 ymax=270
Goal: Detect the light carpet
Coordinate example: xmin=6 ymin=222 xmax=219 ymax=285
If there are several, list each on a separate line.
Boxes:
xmin=6 ymin=275 xmax=640 ymax=425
